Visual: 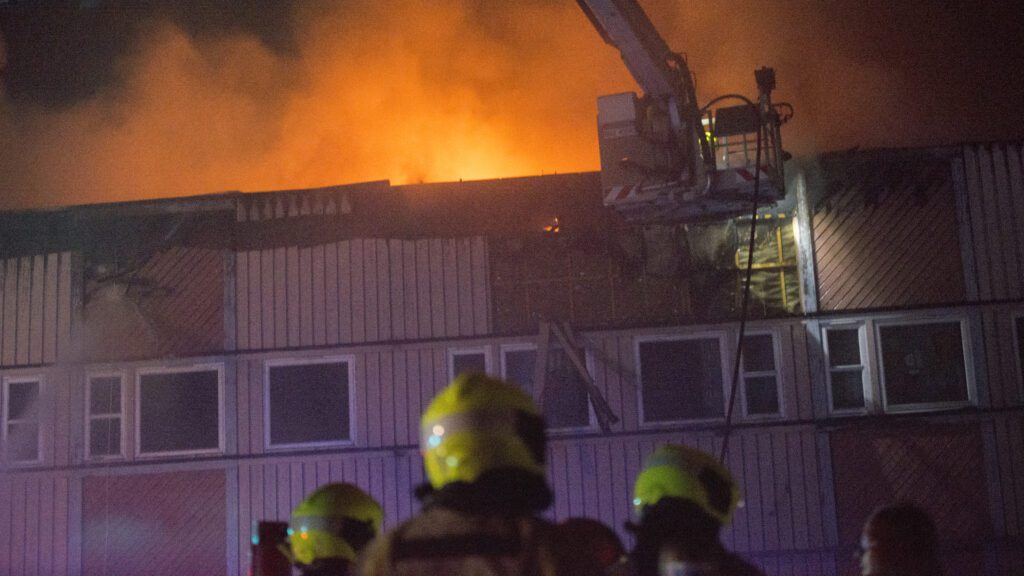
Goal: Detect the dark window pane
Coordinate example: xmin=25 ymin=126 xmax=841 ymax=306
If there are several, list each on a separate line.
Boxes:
xmin=89 ymin=418 xmax=121 ymax=457
xmin=6 ymin=422 xmax=38 ymax=461
xmin=541 ymin=349 xmax=590 ymax=429
xmin=742 ymin=335 xmax=775 ymax=372
xmin=879 ymin=322 xmax=968 ymax=406
xmin=269 ymin=362 xmax=350 ymax=446
xmin=89 ymin=376 xmax=121 ymax=415
xmin=639 ymin=338 xmax=724 ymax=422
xmin=7 ymin=381 xmax=39 ymax=421
xmin=744 ymin=376 xmax=779 ymax=415
xmin=452 ymin=353 xmax=487 ymax=378
xmin=504 ymin=349 xmax=536 ymax=396
xmin=827 ymin=329 xmax=861 ymax=367
xmin=139 ymin=370 xmax=220 ymax=453
xmin=830 ymin=370 xmax=866 ymax=410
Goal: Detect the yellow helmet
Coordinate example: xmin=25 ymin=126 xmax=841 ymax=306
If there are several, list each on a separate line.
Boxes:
xmin=288 ymin=483 xmax=382 ymax=565
xmin=632 ymin=444 xmax=741 ymax=525
xmin=421 ymin=372 xmax=546 ymax=489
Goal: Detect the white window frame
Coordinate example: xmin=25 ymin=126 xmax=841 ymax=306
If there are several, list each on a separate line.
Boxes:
xmin=874 ymin=316 xmax=975 ymax=413
xmin=448 ymin=346 xmax=492 ymax=381
xmin=635 ymin=331 xmax=731 ymax=427
xmin=85 ymin=370 xmax=127 ymax=460
xmin=821 ymin=321 xmax=872 ymax=415
xmin=500 ymin=343 xmax=596 ymax=433
xmin=135 ymin=363 xmax=225 ymax=458
xmin=739 ymin=330 xmax=785 ymax=419
xmin=264 ymin=355 xmax=356 ymax=450
xmin=2 ymin=375 xmax=43 ymax=465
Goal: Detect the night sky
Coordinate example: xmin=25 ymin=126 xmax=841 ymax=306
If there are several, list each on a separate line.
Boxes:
xmin=0 ymin=0 xmax=1022 ymax=209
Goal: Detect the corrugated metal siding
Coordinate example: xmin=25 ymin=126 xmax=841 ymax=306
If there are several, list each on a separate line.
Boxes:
xmin=234 ymin=237 xmax=490 ymax=350
xmin=545 ymin=428 xmax=836 ymax=574
xmin=812 ymin=155 xmax=965 ymax=311
xmin=961 ymin=143 xmax=1024 ymax=302
xmin=831 ymin=424 xmax=991 ymax=576
xmin=81 ymin=470 xmax=226 ymax=576
xmin=981 ymin=412 xmax=1024 ymax=572
xmin=81 ymin=246 xmax=224 ymax=361
xmin=0 ymin=253 xmax=74 ymax=367
xmin=0 ymin=472 xmax=71 ymax=576
xmin=232 ymin=427 xmax=835 ymax=576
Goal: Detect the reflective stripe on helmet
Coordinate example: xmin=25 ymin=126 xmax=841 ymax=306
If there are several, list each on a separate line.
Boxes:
xmin=420 ymin=408 xmax=520 ymax=451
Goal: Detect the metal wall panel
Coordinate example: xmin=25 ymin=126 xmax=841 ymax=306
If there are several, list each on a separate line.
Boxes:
xmin=812 ymin=154 xmax=965 ymax=311
xmin=234 ymin=237 xmax=490 ymax=350
xmin=79 ymin=247 xmax=224 ymax=362
xmin=0 ymin=472 xmax=71 ymax=576
xmin=81 ymin=469 xmax=226 ymax=576
xmin=0 ymin=253 xmax=73 ymax=367
xmin=961 ymin=143 xmax=1024 ymax=302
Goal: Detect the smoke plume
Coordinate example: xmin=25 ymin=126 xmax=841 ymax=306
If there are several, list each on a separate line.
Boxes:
xmin=0 ymin=0 xmax=1021 ymax=210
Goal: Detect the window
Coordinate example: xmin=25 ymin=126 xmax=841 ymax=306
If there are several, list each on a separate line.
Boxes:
xmin=87 ymin=373 xmax=124 ymax=458
xmin=449 ymin=348 xmax=489 ymax=380
xmin=2 ymin=377 xmax=41 ymax=463
xmin=825 ymin=326 xmax=867 ymax=412
xmin=502 ymin=345 xmax=592 ymax=430
xmin=266 ymin=358 xmax=352 ymax=448
xmin=741 ymin=333 xmax=781 ymax=416
xmin=137 ymin=366 xmax=223 ymax=456
xmin=638 ymin=336 xmax=726 ymax=423
xmin=878 ymin=320 xmax=969 ymax=409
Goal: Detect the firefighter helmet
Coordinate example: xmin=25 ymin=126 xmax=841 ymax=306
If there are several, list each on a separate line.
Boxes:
xmin=632 ymin=444 xmax=740 ymax=524
xmin=420 ymin=372 xmax=546 ymax=489
xmin=288 ymin=483 xmax=382 ymax=565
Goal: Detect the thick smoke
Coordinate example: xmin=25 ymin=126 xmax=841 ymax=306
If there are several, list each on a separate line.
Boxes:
xmin=0 ymin=0 xmax=1021 ymax=210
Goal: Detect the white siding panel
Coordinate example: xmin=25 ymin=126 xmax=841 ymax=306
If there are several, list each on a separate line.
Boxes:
xmin=29 ymin=255 xmax=45 ymax=365
xmin=313 ymin=244 xmax=327 ymax=346
xmin=350 ymin=240 xmax=366 ymax=343
xmin=235 ymin=252 xmax=251 ymax=351
xmin=376 ymin=240 xmax=391 ymax=342
xmin=286 ymin=246 xmax=301 ymax=347
xmin=389 ymin=240 xmax=405 ymax=341
xmin=338 ymin=241 xmax=353 ymax=344
xmin=363 ymin=240 xmax=379 ymax=343
xmin=43 ymin=253 xmax=59 ymax=363
xmin=471 ymin=237 xmax=489 ymax=335
xmin=248 ymin=250 xmax=262 ymax=350
xmin=273 ymin=248 xmax=288 ymax=348
xmin=57 ymin=253 xmax=72 ymax=362
xmin=299 ymin=247 xmax=314 ymax=347
xmin=403 ymin=241 xmax=419 ymax=340
xmin=324 ymin=241 xmax=340 ymax=345
xmin=429 ymin=240 xmax=446 ymax=337
xmin=442 ymin=239 xmax=460 ymax=338
xmin=416 ymin=240 xmax=433 ymax=340
xmin=2 ymin=259 xmax=17 ymax=365
xmin=261 ymin=249 xmax=276 ymax=349
xmin=16 ymin=257 xmax=32 ymax=366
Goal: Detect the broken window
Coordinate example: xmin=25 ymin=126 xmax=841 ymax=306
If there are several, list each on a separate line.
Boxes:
xmin=267 ymin=359 xmax=351 ymax=447
xmin=138 ymin=367 xmax=221 ymax=455
xmin=638 ymin=336 xmax=725 ymax=423
xmin=502 ymin=345 xmax=591 ymax=430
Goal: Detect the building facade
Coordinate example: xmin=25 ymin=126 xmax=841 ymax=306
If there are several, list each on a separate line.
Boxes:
xmin=0 ymin=142 xmax=1021 ymax=575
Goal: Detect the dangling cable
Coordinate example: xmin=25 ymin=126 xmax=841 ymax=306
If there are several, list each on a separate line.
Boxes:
xmin=718 ymin=108 xmax=765 ymax=464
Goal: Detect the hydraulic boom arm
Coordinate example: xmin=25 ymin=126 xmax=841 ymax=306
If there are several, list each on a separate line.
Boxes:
xmin=577 ymin=0 xmax=789 ymax=222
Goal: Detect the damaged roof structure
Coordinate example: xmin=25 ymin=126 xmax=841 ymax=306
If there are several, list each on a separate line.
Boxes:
xmin=0 ymin=141 xmax=1022 ymax=575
